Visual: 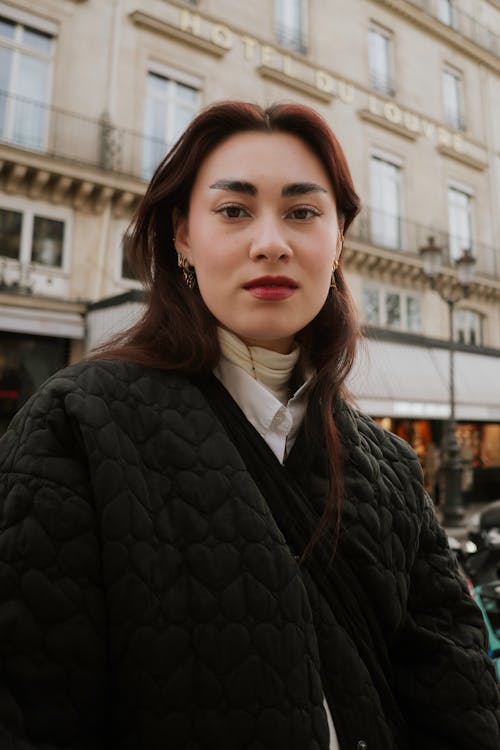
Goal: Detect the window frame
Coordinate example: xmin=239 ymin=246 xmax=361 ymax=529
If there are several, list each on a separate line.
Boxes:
xmin=455 ymin=307 xmax=484 ymax=347
xmin=114 ymin=221 xmax=142 ymax=289
xmin=0 ymin=3 xmax=56 ymax=151
xmin=436 ymin=0 xmax=456 ymax=28
xmin=275 ymin=0 xmax=308 ymax=55
xmin=0 ymin=195 xmax=71 ymax=274
xmin=447 ymin=183 xmax=474 ymax=262
xmin=362 ymin=282 xmax=422 ymax=332
xmin=442 ymin=64 xmax=465 ymax=131
xmin=369 ymin=150 xmax=404 ymax=250
xmin=142 ymin=62 xmax=201 ymax=180
xmin=368 ymin=22 xmax=395 ymax=97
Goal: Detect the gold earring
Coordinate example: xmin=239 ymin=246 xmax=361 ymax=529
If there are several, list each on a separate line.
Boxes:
xmin=330 ymin=259 xmax=339 ymax=289
xmin=177 ymin=253 xmax=196 ymax=290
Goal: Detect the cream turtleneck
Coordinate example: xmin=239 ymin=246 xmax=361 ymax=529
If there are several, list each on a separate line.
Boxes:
xmin=217 ymin=327 xmax=301 ymax=405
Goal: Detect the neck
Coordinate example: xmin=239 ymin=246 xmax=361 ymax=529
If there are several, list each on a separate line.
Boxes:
xmin=217 ymin=327 xmax=301 ymax=403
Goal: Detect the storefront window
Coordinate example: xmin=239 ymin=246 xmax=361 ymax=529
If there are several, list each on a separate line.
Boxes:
xmin=0 ymin=332 xmax=67 ymax=435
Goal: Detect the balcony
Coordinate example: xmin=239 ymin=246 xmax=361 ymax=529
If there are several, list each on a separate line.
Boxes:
xmin=406 ymin=0 xmax=499 ymax=58
xmin=348 ymin=206 xmax=500 ymax=285
xmin=0 ymin=91 xmax=168 ymax=200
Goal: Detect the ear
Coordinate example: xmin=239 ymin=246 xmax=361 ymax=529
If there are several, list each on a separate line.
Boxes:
xmin=172 ymin=208 xmax=193 ymax=265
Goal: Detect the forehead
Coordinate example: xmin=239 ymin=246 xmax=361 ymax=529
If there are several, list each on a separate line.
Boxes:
xmin=194 ymin=130 xmax=331 ymax=186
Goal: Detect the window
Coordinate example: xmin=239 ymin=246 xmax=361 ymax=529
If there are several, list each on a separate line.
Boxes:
xmin=447 ymin=186 xmax=472 ymax=261
xmin=368 ymin=25 xmax=394 ymax=96
xmin=0 ymin=13 xmax=54 ymax=150
xmin=0 ymin=202 xmax=68 ymax=269
xmin=437 ymin=0 xmax=455 ymax=27
xmin=115 ymin=227 xmax=141 ymax=286
xmin=362 ymin=284 xmax=421 ymax=332
xmin=370 ymin=156 xmax=403 ymax=249
xmin=455 ymin=309 xmax=483 ymax=346
xmin=442 ymin=67 xmax=465 ymax=131
xmin=275 ymin=0 xmax=307 ymax=54
xmin=142 ymin=67 xmax=200 ymax=180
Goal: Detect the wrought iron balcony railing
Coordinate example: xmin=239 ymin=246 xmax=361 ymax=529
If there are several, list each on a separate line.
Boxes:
xmin=0 ymin=89 xmax=168 ymax=182
xmin=406 ymin=0 xmax=499 ymax=58
xmin=349 ymin=206 xmax=500 ymax=281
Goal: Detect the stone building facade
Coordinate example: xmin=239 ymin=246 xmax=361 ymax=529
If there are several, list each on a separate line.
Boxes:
xmin=1 ymin=0 xmax=500 ymax=487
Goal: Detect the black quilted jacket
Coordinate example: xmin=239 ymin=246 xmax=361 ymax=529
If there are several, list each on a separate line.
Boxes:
xmin=0 ymin=359 xmax=499 ymax=750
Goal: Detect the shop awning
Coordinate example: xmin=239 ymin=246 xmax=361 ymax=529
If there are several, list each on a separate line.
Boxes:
xmin=1 ymin=304 xmax=85 ymax=339
xmin=348 ymin=339 xmax=500 ymax=421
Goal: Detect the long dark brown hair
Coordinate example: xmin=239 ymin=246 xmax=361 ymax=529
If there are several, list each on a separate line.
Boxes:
xmin=94 ymin=100 xmax=361 ymax=554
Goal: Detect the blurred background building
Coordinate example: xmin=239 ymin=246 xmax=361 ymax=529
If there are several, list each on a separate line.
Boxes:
xmin=1 ymin=0 xmax=499 ymax=500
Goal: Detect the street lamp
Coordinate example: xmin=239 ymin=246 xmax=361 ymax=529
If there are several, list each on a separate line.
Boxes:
xmin=419 ymin=236 xmax=476 ymax=526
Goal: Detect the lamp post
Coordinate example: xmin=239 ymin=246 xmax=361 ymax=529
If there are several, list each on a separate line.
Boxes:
xmin=419 ymin=237 xmax=476 ymax=526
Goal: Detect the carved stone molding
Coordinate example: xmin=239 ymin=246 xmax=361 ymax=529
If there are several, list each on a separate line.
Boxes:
xmin=130 ymin=10 xmax=227 ymax=57
xmin=257 ymin=66 xmax=334 ymax=102
xmin=0 ymin=145 xmax=144 ymax=216
xmin=437 ymin=145 xmax=488 ymax=171
xmin=358 ymin=108 xmax=419 ymax=141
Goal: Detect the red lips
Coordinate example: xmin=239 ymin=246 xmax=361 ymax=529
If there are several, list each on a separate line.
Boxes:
xmin=243 ymin=276 xmax=298 ymax=301
xmin=243 ymin=275 xmax=298 ymax=290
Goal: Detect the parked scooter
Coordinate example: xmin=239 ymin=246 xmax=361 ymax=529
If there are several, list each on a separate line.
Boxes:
xmin=450 ymin=499 xmax=500 ymax=587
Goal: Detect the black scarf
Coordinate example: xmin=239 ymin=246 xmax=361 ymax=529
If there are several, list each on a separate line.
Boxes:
xmin=194 ymin=373 xmax=410 ymax=750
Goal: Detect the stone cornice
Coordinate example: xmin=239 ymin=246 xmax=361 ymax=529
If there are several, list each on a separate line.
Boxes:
xmin=257 ymin=66 xmax=334 ymax=102
xmin=437 ymin=144 xmax=489 ymax=171
xmin=370 ymin=0 xmax=500 ymax=72
xmin=344 ymin=239 xmax=500 ymax=300
xmin=129 ymin=10 xmax=228 ymax=57
xmin=358 ymin=108 xmax=419 ymax=140
xmin=0 ymin=143 xmax=144 ymax=216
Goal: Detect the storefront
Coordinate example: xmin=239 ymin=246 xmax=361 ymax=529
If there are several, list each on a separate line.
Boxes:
xmin=0 ymin=299 xmax=85 ymax=435
xmin=348 ymin=337 xmax=500 ymax=504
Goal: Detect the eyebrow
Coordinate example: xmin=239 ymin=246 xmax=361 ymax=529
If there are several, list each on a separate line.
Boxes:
xmin=208 ymin=179 xmax=328 ymax=197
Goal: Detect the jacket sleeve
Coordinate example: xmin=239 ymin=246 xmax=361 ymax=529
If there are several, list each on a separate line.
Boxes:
xmin=393 ymin=486 xmax=500 ymax=750
xmin=0 ymin=382 xmax=108 ymax=749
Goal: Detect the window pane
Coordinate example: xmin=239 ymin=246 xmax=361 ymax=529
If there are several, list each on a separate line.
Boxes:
xmin=437 ymin=0 xmax=453 ymax=26
xmin=120 ymin=233 xmax=136 ymax=281
xmin=142 ymin=73 xmax=199 ymax=179
xmin=11 ymin=53 xmax=49 ymax=148
xmin=0 ymin=17 xmax=15 ymax=40
xmin=385 ymin=292 xmax=401 ymax=326
xmin=362 ymin=287 xmax=380 ymax=324
xmin=31 ymin=216 xmax=64 ymax=267
xmin=370 ymin=157 xmax=402 ymax=249
xmin=448 ymin=188 xmax=472 ymax=261
xmin=455 ymin=309 xmax=482 ymax=346
xmin=0 ymin=207 xmax=22 ymax=259
xmin=22 ymin=26 xmax=52 ymax=53
xmin=406 ymin=296 xmax=421 ymax=331
xmin=276 ymin=0 xmax=306 ymax=52
xmin=0 ymin=47 xmax=11 ymax=135
xmin=443 ymin=70 xmax=462 ymax=129
xmin=369 ymin=29 xmax=391 ymax=93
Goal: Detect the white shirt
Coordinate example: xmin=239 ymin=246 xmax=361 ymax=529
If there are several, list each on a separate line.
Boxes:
xmin=214 ymin=332 xmax=340 ymax=750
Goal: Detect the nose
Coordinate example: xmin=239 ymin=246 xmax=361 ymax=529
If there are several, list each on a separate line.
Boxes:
xmin=248 ymin=216 xmax=292 ymax=262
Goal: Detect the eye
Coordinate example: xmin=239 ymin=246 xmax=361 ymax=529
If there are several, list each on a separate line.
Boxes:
xmin=215 ymin=204 xmax=250 ymax=219
xmin=287 ymin=206 xmax=321 ymax=220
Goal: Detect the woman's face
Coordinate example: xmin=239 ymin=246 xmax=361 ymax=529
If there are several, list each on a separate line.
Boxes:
xmin=175 ymin=131 xmax=342 ymax=354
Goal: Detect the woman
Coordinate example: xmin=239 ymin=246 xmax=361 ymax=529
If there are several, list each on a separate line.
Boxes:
xmin=0 ymin=101 xmax=498 ymax=750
